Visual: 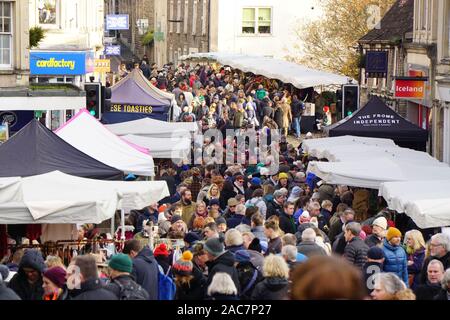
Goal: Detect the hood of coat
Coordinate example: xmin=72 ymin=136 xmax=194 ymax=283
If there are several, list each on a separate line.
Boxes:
xmin=263 ymin=277 xmax=288 ymax=290
xmin=136 ymin=246 xmax=156 ymax=264
xmin=19 ymin=250 xmax=46 ymax=274
xmin=210 ymin=250 xmax=235 ymax=268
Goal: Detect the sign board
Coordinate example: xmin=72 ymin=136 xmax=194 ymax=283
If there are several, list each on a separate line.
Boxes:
xmin=0 ymin=111 xmax=34 ymax=133
xmin=0 ymin=123 xmax=8 ymax=144
xmin=110 ymin=104 xmax=154 ymax=114
xmin=103 ymin=37 xmax=115 ymax=44
xmin=352 ymin=113 xmax=401 ymax=127
xmin=365 ymin=51 xmax=388 ymax=78
xmin=94 ymin=59 xmax=111 ymax=73
xmin=394 ymin=78 xmax=426 ymax=99
xmin=106 ymin=14 xmax=129 ymax=30
xmin=105 ymin=45 xmax=121 ymax=56
xmin=30 ymin=51 xmax=94 ymax=75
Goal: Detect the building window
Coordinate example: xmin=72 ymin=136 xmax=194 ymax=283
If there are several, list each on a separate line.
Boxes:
xmin=176 ymin=0 xmax=181 ymax=34
xmin=169 ymin=0 xmax=174 ymax=33
xmin=0 ymin=1 xmax=12 ymax=68
xmin=447 ymin=6 xmax=450 ymax=57
xmin=38 ymin=0 xmax=57 ymax=25
xmin=192 ymin=0 xmax=197 ymax=35
xmin=184 ymin=0 xmax=189 ymax=34
xmin=242 ymin=7 xmax=272 ymax=35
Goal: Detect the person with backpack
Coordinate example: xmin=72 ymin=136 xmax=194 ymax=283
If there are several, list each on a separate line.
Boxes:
xmin=105 ymin=254 xmax=149 ymax=300
xmin=235 ymin=250 xmax=263 ymax=300
xmin=123 ymin=240 xmax=159 ymax=300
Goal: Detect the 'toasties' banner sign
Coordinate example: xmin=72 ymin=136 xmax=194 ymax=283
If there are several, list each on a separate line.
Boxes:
xmin=30 ymin=51 xmax=94 ymax=75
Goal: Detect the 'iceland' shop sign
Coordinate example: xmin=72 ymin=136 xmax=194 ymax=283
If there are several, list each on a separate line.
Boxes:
xmin=30 ymin=51 xmax=95 ymax=75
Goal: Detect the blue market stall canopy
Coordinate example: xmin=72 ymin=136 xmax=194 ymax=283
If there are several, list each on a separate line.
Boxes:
xmin=325 ymin=97 xmax=428 ymax=151
xmin=0 ymin=120 xmax=122 ymax=180
xmin=30 ymin=50 xmax=95 ymax=75
xmin=102 ymin=69 xmax=176 ymax=123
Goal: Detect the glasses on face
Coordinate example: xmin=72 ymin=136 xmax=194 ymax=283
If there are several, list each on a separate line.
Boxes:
xmin=229 ymin=205 xmax=236 ymax=208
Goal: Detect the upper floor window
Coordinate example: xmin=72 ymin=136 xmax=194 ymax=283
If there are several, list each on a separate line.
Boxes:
xmin=0 ymin=1 xmax=12 ymax=68
xmin=447 ymin=6 xmax=450 ymax=57
xmin=38 ymin=0 xmax=57 ymax=25
xmin=242 ymin=7 xmax=272 ymax=35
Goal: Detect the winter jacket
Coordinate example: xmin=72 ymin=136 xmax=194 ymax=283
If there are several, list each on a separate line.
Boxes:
xmin=72 ymin=278 xmax=118 ymax=300
xmin=105 ymin=274 xmax=149 ymax=300
xmin=433 ymin=289 xmax=450 ymax=300
xmin=251 ymin=226 xmax=268 ymax=244
xmin=237 ymin=261 xmax=263 ymax=300
xmin=382 ymin=239 xmax=409 ymax=286
xmin=365 ymin=234 xmax=383 ymax=248
xmin=176 ymin=264 xmax=207 ymax=300
xmin=233 ymin=110 xmax=247 ymax=128
xmin=132 ymin=246 xmax=159 ymax=300
xmin=297 ymin=241 xmax=327 ymax=258
xmin=414 ymin=282 xmax=443 ymax=300
xmin=419 ymin=252 xmax=450 ymax=285
xmin=273 ymin=107 xmax=284 ymax=129
xmin=246 ymin=198 xmax=267 ymax=218
xmin=8 ymin=249 xmax=46 ymax=300
xmin=278 ymin=212 xmax=297 ymax=235
xmin=407 ymin=248 xmax=425 ymax=290
xmin=175 ymin=199 xmax=197 ymax=225
xmin=291 ymin=99 xmax=304 ymax=118
xmin=266 ymin=200 xmax=283 ymax=219
xmin=0 ymin=282 xmax=21 ymax=300
xmin=343 ymin=237 xmax=369 ymax=269
xmin=332 ymin=232 xmax=347 ymax=255
xmin=226 ymin=245 xmax=245 ymax=255
xmin=266 ymin=237 xmax=283 ymax=256
xmin=206 ymin=251 xmax=240 ymax=294
xmin=250 ymin=277 xmax=289 ymax=300
xmin=328 ymin=219 xmax=344 ymax=243
xmin=226 ymin=214 xmax=244 ymax=229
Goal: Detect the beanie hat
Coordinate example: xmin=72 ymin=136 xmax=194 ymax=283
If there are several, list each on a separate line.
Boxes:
xmin=248 ymin=237 xmax=262 ymax=253
xmin=204 ymin=237 xmax=225 ymax=257
xmin=386 ymin=227 xmax=402 ymax=241
xmin=235 ymin=250 xmax=251 ymax=263
xmin=0 ymin=264 xmax=9 ymax=282
xmin=184 ymin=232 xmax=201 ymax=245
xmin=372 ymin=217 xmax=388 ymax=230
xmin=108 ymin=253 xmax=133 ymax=273
xmin=278 ymin=172 xmax=288 ymax=180
xmin=299 ymin=211 xmax=311 ymax=224
xmin=209 ymin=198 xmax=220 ymax=206
xmin=43 ymin=267 xmax=67 ymax=288
xmin=250 ymin=177 xmax=261 ymax=186
xmin=367 ymin=246 xmax=384 ymax=260
xmin=171 ymin=214 xmax=183 ymax=224
xmin=154 ymin=243 xmax=170 ymax=257
xmin=216 ymin=217 xmax=227 ymax=226
xmin=173 ymin=251 xmax=194 ymax=276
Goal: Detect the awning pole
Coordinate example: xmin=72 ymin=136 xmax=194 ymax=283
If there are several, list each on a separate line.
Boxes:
xmin=120 ymin=209 xmax=125 ymax=240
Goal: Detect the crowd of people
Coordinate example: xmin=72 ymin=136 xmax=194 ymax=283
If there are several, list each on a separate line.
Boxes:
xmin=1 ymin=60 xmax=450 ymax=301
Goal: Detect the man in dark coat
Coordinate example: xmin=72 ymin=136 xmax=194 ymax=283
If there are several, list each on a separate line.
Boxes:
xmin=123 ymin=240 xmax=159 ymax=300
xmin=266 ymin=190 xmax=285 ymax=219
xmin=419 ymin=233 xmax=450 ymax=284
xmin=0 ymin=265 xmax=21 ymax=300
xmin=297 ymin=228 xmax=327 ymax=258
xmin=278 ymin=202 xmax=297 ymax=235
xmin=362 ymin=246 xmax=384 ymax=294
xmin=204 ymin=238 xmax=240 ymax=294
xmin=273 ymin=103 xmax=284 ymax=129
xmin=343 ymin=222 xmax=369 ymax=269
xmin=71 ymin=255 xmax=118 ymax=300
xmin=8 ymin=249 xmax=45 ymax=300
xmin=414 ymin=259 xmax=445 ymax=300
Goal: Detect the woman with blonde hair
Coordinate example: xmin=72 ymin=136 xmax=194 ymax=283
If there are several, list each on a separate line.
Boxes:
xmin=204 ymin=184 xmax=220 ymax=206
xmin=250 ymin=254 xmax=289 ymax=300
xmin=404 ymin=229 xmax=426 ymax=289
xmin=44 ymin=255 xmax=66 ymax=270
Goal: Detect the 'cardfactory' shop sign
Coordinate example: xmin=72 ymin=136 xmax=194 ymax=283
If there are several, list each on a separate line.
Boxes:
xmin=30 ymin=51 xmax=95 ymax=75
xmin=110 ymin=104 xmax=153 ymax=113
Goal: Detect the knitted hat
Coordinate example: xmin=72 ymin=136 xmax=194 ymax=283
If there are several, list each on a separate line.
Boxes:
xmin=173 ymin=251 xmax=194 ymax=276
xmin=367 ymin=246 xmax=384 ymax=260
xmin=0 ymin=264 xmax=9 ymax=281
xmin=154 ymin=243 xmax=170 ymax=257
xmin=108 ymin=253 xmax=133 ymax=273
xmin=278 ymin=172 xmax=288 ymax=180
xmin=372 ymin=217 xmax=388 ymax=230
xmin=216 ymin=217 xmax=227 ymax=226
xmin=250 ymin=177 xmax=261 ymax=186
xmin=204 ymin=237 xmax=225 ymax=257
xmin=43 ymin=267 xmax=67 ymax=288
xmin=209 ymin=198 xmax=220 ymax=206
xmin=248 ymin=237 xmax=262 ymax=253
xmin=171 ymin=214 xmax=183 ymax=224
xmin=386 ymin=227 xmax=402 ymax=241
xmin=299 ymin=211 xmax=311 ymax=224
xmin=184 ymin=232 xmax=201 ymax=245
xmin=235 ymin=250 xmax=251 ymax=263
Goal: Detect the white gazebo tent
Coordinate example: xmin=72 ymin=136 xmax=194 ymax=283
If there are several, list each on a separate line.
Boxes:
xmin=121 ymin=134 xmax=191 ymax=160
xmin=55 ymin=109 xmax=155 ymax=176
xmin=379 ymin=180 xmax=450 ymax=228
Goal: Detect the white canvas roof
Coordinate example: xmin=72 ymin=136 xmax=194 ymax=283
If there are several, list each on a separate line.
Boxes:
xmin=105 ymin=117 xmax=198 ymax=138
xmin=307 ymin=158 xmax=450 ymax=189
xmin=55 ymin=110 xmax=155 ymax=176
xmin=0 ymin=171 xmax=170 ymax=224
xmin=379 ymin=180 xmax=450 ymax=228
xmin=121 ymin=134 xmax=191 ymax=160
xmin=180 ymin=52 xmax=353 ymax=88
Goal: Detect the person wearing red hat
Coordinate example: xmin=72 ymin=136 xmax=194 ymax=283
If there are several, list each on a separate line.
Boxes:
xmin=42 ymin=267 xmax=69 ymax=300
xmin=153 ymin=243 xmax=172 ymax=276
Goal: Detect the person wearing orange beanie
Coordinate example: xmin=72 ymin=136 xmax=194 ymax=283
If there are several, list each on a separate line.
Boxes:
xmin=382 ymin=227 xmax=409 ymax=286
xmin=172 ymin=251 xmax=206 ymax=300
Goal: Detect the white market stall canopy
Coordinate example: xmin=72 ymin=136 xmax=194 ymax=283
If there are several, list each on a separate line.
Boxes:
xmin=121 ymin=134 xmax=191 ymax=160
xmin=0 ymin=96 xmax=85 ymax=111
xmin=302 ymin=135 xmax=397 ymax=158
xmin=307 ymin=158 xmax=450 ymax=189
xmin=0 ymin=171 xmax=170 ymax=224
xmin=105 ymin=117 xmax=198 ymax=138
xmin=180 ymin=52 xmax=353 ymax=89
xmin=55 ymin=110 xmax=156 ymax=176
xmin=379 ymin=180 xmax=450 ymax=228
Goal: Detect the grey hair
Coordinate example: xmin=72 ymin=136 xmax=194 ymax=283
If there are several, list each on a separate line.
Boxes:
xmin=442 ymin=269 xmax=450 ymax=290
xmin=235 ymin=224 xmax=251 ymax=234
xmin=375 ymin=273 xmax=406 ymax=294
xmin=343 ymin=208 xmax=355 ymax=217
xmin=273 ymin=190 xmax=285 ymax=199
xmin=431 ymin=233 xmax=450 ymax=251
xmin=281 ymin=245 xmax=297 ymax=262
xmin=207 ymin=272 xmax=237 ymax=296
xmin=345 ymin=222 xmax=362 ymax=236
xmin=302 ymin=228 xmax=316 ymax=242
xmin=224 ymin=229 xmax=244 ymax=247
xmin=428 ymin=259 xmax=444 ymax=272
